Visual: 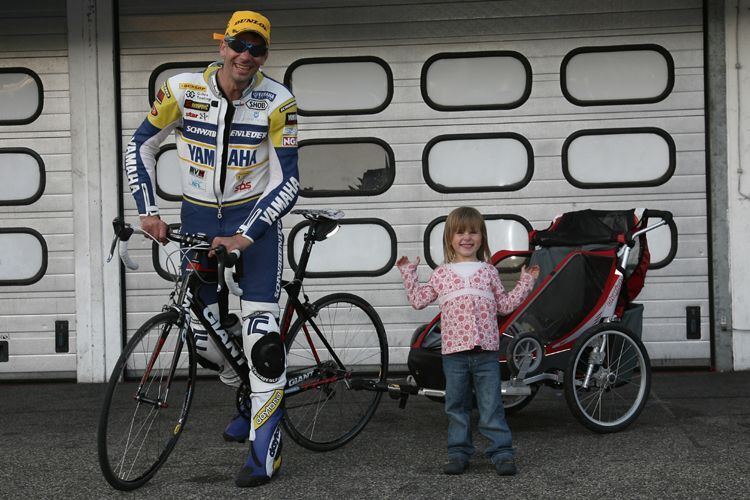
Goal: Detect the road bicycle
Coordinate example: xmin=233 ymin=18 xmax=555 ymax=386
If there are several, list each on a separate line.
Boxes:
xmin=97 ymin=208 xmax=388 ymax=491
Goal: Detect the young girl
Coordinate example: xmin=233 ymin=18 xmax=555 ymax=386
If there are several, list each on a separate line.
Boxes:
xmin=397 ymin=206 xmax=539 ymax=476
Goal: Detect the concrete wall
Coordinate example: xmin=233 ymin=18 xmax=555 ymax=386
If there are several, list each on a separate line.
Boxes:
xmin=726 ymin=0 xmax=750 ymax=370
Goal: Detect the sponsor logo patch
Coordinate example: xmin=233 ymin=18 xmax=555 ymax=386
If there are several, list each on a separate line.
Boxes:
xmin=246 ymin=100 xmax=268 ymax=111
xmin=232 ymin=17 xmax=269 ymax=33
xmin=184 ymin=125 xmax=217 ymax=138
xmin=285 ymin=112 xmax=297 ymax=126
xmin=185 ymin=99 xmax=210 ymax=112
xmin=179 ymin=83 xmax=207 ymax=92
xmin=230 ymin=129 xmax=265 ymax=140
xmin=278 ymin=101 xmax=296 ymax=113
xmin=269 ymin=428 xmax=281 ymax=457
xmin=282 ymin=136 xmax=297 ymax=147
xmin=150 ymin=105 xmax=158 ymax=116
xmin=189 ymin=166 xmax=205 ymax=179
xmin=254 ymin=390 xmax=283 ymax=428
xmin=184 ymin=111 xmax=209 ymax=120
xmin=227 ymin=149 xmax=257 ymax=166
xmin=282 ymin=126 xmax=297 ymax=135
xmin=163 ymin=84 xmax=172 ymax=99
xmin=155 ymin=88 xmax=165 ymax=104
xmin=190 ymin=178 xmax=205 ymax=190
xmin=187 ymin=144 xmax=215 ymax=166
xmin=234 ymin=181 xmax=253 ymax=192
xmin=251 ymin=90 xmax=277 ymax=100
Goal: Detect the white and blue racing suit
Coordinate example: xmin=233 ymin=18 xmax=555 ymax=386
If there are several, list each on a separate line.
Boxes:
xmin=124 ymin=63 xmax=298 ymax=480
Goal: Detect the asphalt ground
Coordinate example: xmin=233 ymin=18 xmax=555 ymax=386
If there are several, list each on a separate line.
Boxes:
xmin=1 ymin=370 xmax=749 ymax=499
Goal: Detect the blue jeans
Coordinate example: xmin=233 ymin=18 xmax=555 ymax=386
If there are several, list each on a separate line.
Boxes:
xmin=442 ymin=350 xmax=513 ymax=463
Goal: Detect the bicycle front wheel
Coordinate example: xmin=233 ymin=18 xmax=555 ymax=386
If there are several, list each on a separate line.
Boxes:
xmin=97 ymin=310 xmax=196 ymax=490
xmin=564 ymin=323 xmax=651 ymax=433
xmin=283 ymin=293 xmax=388 ymax=451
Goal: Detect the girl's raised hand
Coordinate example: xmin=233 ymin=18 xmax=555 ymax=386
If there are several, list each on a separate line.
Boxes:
xmin=396 ymin=255 xmax=420 ymax=268
xmin=521 ymin=264 xmax=541 ymax=280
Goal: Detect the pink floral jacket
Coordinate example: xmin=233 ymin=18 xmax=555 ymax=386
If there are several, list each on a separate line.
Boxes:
xmin=398 ymin=261 xmax=535 ymax=354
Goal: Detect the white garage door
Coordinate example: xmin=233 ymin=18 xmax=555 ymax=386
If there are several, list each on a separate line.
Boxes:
xmin=117 ymin=0 xmax=709 ymax=367
xmin=0 ymin=2 xmax=76 ymax=378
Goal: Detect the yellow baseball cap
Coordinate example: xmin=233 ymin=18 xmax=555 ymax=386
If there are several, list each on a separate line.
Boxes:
xmin=213 ymin=10 xmax=271 ymax=45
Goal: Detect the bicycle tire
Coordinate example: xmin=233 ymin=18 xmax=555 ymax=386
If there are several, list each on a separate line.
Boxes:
xmin=283 ymin=293 xmax=388 ymax=451
xmin=97 ymin=310 xmax=196 ymax=490
xmin=563 ymin=323 xmax=651 ymax=433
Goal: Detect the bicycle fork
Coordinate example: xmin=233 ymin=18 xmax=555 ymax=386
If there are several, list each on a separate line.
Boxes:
xmin=134 ymin=313 xmax=191 ymax=409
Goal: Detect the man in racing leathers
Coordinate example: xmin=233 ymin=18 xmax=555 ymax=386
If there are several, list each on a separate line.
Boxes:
xmin=123 ymin=10 xmax=298 ymax=488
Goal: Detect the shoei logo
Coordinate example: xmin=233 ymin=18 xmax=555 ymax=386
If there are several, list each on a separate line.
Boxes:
xmin=254 ymin=390 xmax=283 ymax=427
xmin=246 ymin=100 xmax=268 ymax=111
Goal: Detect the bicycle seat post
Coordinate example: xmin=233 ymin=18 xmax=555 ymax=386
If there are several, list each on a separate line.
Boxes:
xmin=292 ymin=221 xmax=319 ymax=282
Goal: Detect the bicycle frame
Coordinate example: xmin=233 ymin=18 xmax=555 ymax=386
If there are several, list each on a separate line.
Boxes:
xmin=135 ymin=214 xmax=344 ymax=400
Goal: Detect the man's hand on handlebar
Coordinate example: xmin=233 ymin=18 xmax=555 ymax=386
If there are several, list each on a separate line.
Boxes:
xmin=140 ymin=215 xmax=169 ymax=244
xmin=209 ymin=234 xmax=253 ymax=257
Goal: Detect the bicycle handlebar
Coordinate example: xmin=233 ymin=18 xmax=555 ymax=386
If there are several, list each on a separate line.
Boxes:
xmin=624 ymin=209 xmax=677 ymax=250
xmin=107 ymin=218 xmax=243 ymax=296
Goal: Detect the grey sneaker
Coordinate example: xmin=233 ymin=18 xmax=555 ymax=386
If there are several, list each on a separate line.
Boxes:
xmin=494 ymin=459 xmax=517 ymax=476
xmin=443 ymin=459 xmax=469 ymax=475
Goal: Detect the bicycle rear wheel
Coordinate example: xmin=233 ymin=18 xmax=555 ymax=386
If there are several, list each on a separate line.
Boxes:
xmin=283 ymin=293 xmax=388 ymax=451
xmin=97 ymin=310 xmax=196 ymax=490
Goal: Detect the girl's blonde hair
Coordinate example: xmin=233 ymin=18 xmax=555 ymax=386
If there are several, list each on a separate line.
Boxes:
xmin=443 ymin=206 xmax=491 ymax=263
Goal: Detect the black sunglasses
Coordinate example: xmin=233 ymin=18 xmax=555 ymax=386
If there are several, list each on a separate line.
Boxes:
xmin=225 ymin=37 xmax=268 ymax=57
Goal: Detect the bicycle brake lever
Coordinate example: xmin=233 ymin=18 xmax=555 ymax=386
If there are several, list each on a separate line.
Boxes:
xmin=107 ymin=218 xmax=134 ymax=264
xmin=224 ymin=250 xmax=243 ymax=296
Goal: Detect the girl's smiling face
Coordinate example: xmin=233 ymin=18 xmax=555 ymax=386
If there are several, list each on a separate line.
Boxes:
xmin=450 ymin=227 xmax=482 ymax=262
